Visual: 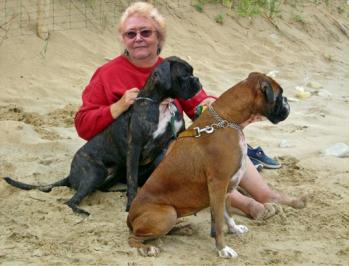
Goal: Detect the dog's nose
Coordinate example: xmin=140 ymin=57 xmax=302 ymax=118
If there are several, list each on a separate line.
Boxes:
xmin=283 ymin=97 xmax=290 ymax=110
xmin=280 ymin=96 xmax=290 ymax=118
xmin=192 ymin=77 xmax=202 ymax=88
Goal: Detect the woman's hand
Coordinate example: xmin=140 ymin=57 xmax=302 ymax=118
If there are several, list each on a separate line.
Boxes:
xmin=110 ymin=88 xmax=140 ymax=119
xmin=119 ymin=88 xmax=140 ymax=110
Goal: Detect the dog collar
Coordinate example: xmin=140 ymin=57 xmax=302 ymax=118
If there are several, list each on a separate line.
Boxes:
xmin=178 ymin=104 xmax=242 ymax=138
xmin=135 ymin=97 xmax=177 ymax=138
xmin=207 ymin=104 xmax=242 ymax=131
xmin=135 ymin=97 xmax=156 ymax=102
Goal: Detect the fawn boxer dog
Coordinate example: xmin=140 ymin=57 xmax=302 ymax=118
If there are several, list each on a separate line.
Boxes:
xmin=4 ymin=56 xmax=202 ymax=215
xmin=127 ymin=72 xmax=290 ymax=258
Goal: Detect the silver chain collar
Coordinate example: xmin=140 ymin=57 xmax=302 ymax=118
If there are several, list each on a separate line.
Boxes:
xmin=193 ymin=104 xmax=242 ymax=137
xmin=208 ymin=104 xmax=242 ymax=131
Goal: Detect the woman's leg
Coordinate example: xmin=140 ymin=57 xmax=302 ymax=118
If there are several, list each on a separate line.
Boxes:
xmin=226 ymin=189 xmax=273 ymax=220
xmin=241 ymin=158 xmax=306 ymax=208
xmin=227 ymin=158 xmax=306 ymax=219
xmin=239 ymin=157 xmax=278 ymax=203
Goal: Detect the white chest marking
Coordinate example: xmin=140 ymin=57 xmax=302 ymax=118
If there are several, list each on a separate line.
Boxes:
xmin=152 ymin=103 xmax=182 ymax=139
xmin=229 ymin=133 xmax=247 ymax=191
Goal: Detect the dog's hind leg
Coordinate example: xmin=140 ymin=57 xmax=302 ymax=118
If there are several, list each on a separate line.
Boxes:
xmin=128 ymin=205 xmax=177 ymax=256
xmin=168 ymin=222 xmax=194 ymax=236
xmin=66 ymin=168 xmax=108 ymax=216
xmin=65 ymin=180 xmax=101 ymax=216
xmin=128 ymin=235 xmax=161 ymax=257
xmin=65 ymin=190 xmax=92 ymax=216
xmin=98 ymin=167 xmax=126 ymax=192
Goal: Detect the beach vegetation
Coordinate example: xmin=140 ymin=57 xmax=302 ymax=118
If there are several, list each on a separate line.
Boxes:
xmin=222 ymin=0 xmax=233 ymax=9
xmin=215 ymin=13 xmax=225 ymax=24
xmin=336 ymin=6 xmax=344 ymax=15
xmin=236 ymin=0 xmax=282 ymax=18
xmin=194 ymin=3 xmax=204 ymax=12
xmin=293 ymin=14 xmax=305 ymax=24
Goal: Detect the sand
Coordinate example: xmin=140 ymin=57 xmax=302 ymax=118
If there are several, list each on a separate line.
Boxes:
xmin=0 ymin=1 xmax=348 ymax=265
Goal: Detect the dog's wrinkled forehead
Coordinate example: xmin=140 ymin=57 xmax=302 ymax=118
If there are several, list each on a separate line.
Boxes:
xmin=247 ymin=72 xmax=283 ymax=102
xmin=248 ymin=72 xmax=281 ymax=89
xmin=165 ymin=56 xmax=193 ymax=75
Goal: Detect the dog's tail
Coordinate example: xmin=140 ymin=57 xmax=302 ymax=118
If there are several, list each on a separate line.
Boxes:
xmin=3 ymin=176 xmax=70 ymax=192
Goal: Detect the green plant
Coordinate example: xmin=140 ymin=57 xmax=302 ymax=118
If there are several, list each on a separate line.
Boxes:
xmin=198 ymin=0 xmax=210 ymax=4
xmin=337 ymin=6 xmax=344 ymax=14
xmin=215 ymin=13 xmax=225 ymax=24
xmin=222 ymin=0 xmax=233 ymax=9
xmin=264 ymin=0 xmax=281 ymax=18
xmin=194 ymin=0 xmax=234 ymax=12
xmin=293 ymin=14 xmax=305 ymax=24
xmin=194 ymin=3 xmax=204 ymax=12
xmin=236 ymin=0 xmax=261 ymax=17
xmin=311 ymin=0 xmax=330 ymax=5
xmin=235 ymin=0 xmax=282 ymax=18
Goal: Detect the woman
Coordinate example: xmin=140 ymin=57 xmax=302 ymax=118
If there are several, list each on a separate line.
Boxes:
xmin=75 ymin=2 xmax=305 ymax=219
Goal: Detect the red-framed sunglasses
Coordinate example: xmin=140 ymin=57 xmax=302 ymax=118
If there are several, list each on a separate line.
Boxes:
xmin=123 ymin=29 xmax=156 ymax=39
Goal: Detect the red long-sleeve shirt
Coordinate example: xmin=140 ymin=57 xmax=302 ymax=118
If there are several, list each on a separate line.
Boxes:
xmin=75 ymin=55 xmax=211 ymax=140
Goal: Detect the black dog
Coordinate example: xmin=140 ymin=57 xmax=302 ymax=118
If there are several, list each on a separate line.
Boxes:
xmin=4 ymin=56 xmax=202 ymax=215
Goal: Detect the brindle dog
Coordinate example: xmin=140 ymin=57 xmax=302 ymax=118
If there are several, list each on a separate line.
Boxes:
xmin=4 ymin=56 xmax=202 ymax=215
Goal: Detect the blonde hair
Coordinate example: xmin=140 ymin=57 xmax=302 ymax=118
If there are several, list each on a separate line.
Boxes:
xmin=118 ymin=2 xmax=166 ymax=50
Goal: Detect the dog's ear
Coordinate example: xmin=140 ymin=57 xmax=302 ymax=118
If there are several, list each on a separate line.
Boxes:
xmin=166 ymin=56 xmax=180 ymax=63
xmin=260 ymin=80 xmax=274 ymax=103
xmin=154 ymin=60 xmax=171 ymax=91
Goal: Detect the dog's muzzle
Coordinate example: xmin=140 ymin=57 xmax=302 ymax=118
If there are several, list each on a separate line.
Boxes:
xmin=190 ymin=76 xmax=202 ymax=91
xmin=179 ymin=76 xmax=202 ymax=100
xmin=267 ymin=96 xmax=290 ymax=124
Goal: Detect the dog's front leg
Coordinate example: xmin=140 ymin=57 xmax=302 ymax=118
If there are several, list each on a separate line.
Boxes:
xmin=210 ymin=209 xmax=216 ymax=238
xmin=224 ymin=207 xmax=248 ymax=235
xmin=208 ymin=179 xmax=238 ymax=258
xmin=126 ymin=142 xmax=142 ymax=212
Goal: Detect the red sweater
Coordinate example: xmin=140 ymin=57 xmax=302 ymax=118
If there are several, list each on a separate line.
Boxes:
xmin=75 ymin=55 xmax=211 ymax=140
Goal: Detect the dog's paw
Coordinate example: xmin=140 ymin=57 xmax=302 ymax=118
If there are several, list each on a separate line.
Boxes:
xmin=138 ymin=246 xmax=160 ymax=257
xmin=67 ymin=203 xmax=90 ymax=217
xmin=217 ymin=246 xmax=238 ymax=258
xmin=228 ymin=224 xmax=248 ymax=235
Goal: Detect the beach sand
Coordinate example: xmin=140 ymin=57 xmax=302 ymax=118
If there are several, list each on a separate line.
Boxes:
xmin=0 ymin=1 xmax=348 ymax=265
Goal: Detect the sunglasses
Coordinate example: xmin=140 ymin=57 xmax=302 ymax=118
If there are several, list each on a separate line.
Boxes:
xmin=123 ymin=29 xmax=155 ymax=39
